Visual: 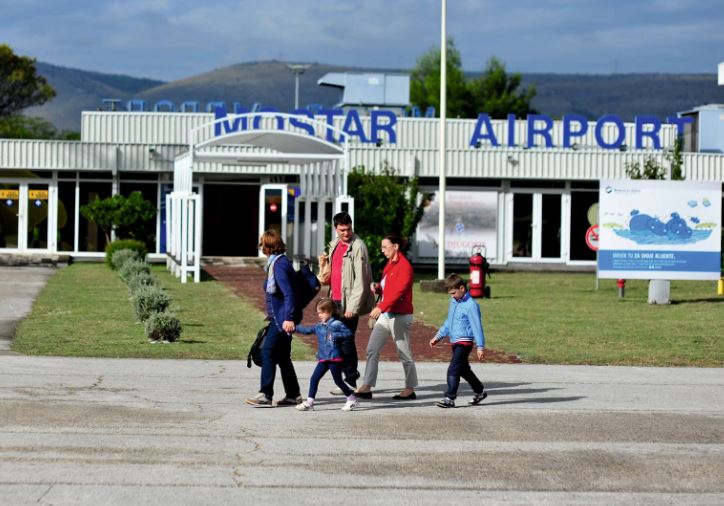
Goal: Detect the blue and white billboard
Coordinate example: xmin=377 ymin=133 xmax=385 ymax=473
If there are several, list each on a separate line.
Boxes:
xmin=598 ymin=180 xmax=721 ymax=280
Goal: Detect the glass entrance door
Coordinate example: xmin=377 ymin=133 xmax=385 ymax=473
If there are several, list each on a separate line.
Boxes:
xmin=258 ymin=184 xmax=288 ymax=257
xmin=508 ymin=192 xmax=563 ymax=262
xmin=0 ymin=184 xmax=20 ymax=249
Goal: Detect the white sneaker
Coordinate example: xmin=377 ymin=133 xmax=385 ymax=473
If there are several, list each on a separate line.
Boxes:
xmin=244 ymin=392 xmax=273 ymax=407
xmin=342 ymin=399 xmax=359 ymax=411
xmin=296 ymin=400 xmax=314 ymax=411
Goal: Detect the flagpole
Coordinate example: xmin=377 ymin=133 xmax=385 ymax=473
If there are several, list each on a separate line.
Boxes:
xmin=437 ymin=0 xmax=447 ymax=280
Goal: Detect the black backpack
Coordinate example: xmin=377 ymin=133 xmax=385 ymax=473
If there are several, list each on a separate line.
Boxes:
xmin=296 ymin=263 xmax=321 ymax=310
xmin=247 ymin=323 xmax=269 ymax=368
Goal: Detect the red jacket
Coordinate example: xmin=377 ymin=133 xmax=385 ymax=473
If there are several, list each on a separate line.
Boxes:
xmin=377 ymin=252 xmax=414 ymax=314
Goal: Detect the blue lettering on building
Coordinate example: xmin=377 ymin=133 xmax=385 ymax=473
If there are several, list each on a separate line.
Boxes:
xmin=102 ymin=98 xmax=694 ymax=150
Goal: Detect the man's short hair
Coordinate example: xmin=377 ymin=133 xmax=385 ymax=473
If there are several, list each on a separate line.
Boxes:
xmin=333 ymin=212 xmax=353 ymax=228
xmin=444 ymin=273 xmax=466 ymax=291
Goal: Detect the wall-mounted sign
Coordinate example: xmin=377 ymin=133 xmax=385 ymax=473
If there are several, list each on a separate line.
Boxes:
xmin=0 ymin=189 xmax=19 ymax=200
xmin=29 ymin=190 xmax=48 ymax=200
xmin=598 ymin=179 xmax=721 ymax=280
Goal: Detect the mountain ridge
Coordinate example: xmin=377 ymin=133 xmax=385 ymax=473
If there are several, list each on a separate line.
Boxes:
xmin=21 ymin=60 xmax=724 ymax=132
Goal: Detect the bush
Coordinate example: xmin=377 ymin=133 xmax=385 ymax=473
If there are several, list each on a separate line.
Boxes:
xmin=118 ymin=259 xmax=151 ymax=283
xmin=144 ymin=311 xmax=182 ymax=342
xmin=132 ymin=285 xmax=170 ymax=321
xmin=127 ymin=270 xmax=157 ymax=292
xmin=111 ymin=249 xmax=141 ymax=271
xmin=106 ymin=239 xmax=148 ymax=268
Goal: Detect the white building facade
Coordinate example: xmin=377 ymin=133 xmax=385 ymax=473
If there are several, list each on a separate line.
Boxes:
xmin=1 ymin=109 xmax=722 ymax=273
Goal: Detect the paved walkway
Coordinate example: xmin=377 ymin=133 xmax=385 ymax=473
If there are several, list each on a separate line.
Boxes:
xmin=1 ymin=356 xmax=722 ymax=505
xmin=0 ymin=266 xmax=56 ymax=355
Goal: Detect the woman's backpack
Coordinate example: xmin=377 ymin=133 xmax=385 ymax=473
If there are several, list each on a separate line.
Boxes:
xmin=247 ymin=324 xmax=270 ymax=368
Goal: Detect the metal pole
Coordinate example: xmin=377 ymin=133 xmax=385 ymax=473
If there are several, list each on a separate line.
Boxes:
xmin=437 ymin=0 xmax=447 ymax=280
xmin=294 ymin=74 xmax=300 ymax=110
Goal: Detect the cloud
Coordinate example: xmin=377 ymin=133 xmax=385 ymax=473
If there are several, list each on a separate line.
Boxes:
xmin=0 ymin=0 xmax=721 ymax=79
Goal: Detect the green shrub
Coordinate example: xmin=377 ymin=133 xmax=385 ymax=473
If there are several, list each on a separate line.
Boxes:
xmin=106 ymin=239 xmax=148 ymax=268
xmin=118 ymin=259 xmax=150 ymax=283
xmin=144 ymin=311 xmax=182 ymax=342
xmin=132 ymin=285 xmax=170 ymax=321
xmin=111 ymin=249 xmax=141 ymax=271
xmin=127 ymin=270 xmax=157 ymax=292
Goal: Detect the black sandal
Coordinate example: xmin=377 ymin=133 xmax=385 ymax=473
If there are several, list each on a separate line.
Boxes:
xmin=392 ymin=392 xmax=416 ymax=400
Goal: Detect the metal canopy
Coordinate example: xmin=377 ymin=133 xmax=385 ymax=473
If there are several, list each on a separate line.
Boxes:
xmin=197 ymin=129 xmax=344 ymax=156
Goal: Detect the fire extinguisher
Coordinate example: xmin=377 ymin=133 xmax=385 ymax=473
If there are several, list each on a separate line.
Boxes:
xmin=469 ymin=245 xmax=491 ymax=298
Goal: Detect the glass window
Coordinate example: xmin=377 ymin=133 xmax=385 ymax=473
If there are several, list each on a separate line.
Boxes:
xmin=27 ymin=184 xmax=49 ymax=249
xmin=569 ymin=191 xmax=598 ymax=261
xmin=0 ymin=184 xmax=20 ymax=248
xmin=120 ymin=182 xmax=159 ymax=251
xmin=57 ymin=181 xmax=76 ymax=252
xmin=541 ymin=194 xmax=562 ymax=258
xmin=78 ymin=182 xmax=111 ymax=252
xmin=512 ymin=194 xmax=533 ymax=258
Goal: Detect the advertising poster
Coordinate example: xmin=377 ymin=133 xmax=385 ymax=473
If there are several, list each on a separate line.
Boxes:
xmin=598 ymin=179 xmax=721 ymax=280
xmin=416 ymin=190 xmax=497 ymax=263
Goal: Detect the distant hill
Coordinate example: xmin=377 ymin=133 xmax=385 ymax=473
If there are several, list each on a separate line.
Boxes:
xmin=21 ymin=60 xmax=724 ymax=132
xmin=23 ymin=63 xmax=165 ymax=131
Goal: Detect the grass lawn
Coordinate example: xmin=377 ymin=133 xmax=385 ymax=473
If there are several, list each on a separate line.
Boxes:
xmin=13 ymin=264 xmax=723 ymax=366
xmin=13 ymin=263 xmax=315 ymax=361
xmin=413 ymin=272 xmax=724 ymax=366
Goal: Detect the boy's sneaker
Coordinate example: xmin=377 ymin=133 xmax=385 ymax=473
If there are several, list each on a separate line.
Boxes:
xmin=296 ymin=400 xmax=314 ymax=411
xmin=468 ymin=392 xmax=488 ymax=405
xmin=245 ymin=392 xmax=272 ymax=407
xmin=436 ymin=397 xmax=455 ymax=409
xmin=342 ymin=399 xmax=359 ymax=411
xmin=329 ymin=387 xmax=344 ymax=396
xmin=276 ymin=395 xmax=302 ymax=406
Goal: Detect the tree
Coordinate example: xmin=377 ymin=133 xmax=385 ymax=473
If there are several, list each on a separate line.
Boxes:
xmin=80 ymin=192 xmax=157 ymax=245
xmin=347 ymin=164 xmax=432 ymax=277
xmin=409 ymin=39 xmax=471 ymax=118
xmin=468 ymin=57 xmax=537 ymax=118
xmin=409 ymin=39 xmax=537 ymax=119
xmin=0 ymin=114 xmax=79 ymax=140
xmin=625 ymin=157 xmax=666 ymax=180
xmin=0 ymin=44 xmax=56 ymax=118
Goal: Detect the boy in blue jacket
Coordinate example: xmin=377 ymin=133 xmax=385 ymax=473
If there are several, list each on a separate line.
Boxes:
xmin=295 ymin=298 xmax=359 ymax=412
xmin=429 ymin=274 xmax=487 ymax=408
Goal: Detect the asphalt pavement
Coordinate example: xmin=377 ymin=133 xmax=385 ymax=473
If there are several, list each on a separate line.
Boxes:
xmin=1 ymin=356 xmax=722 ymax=505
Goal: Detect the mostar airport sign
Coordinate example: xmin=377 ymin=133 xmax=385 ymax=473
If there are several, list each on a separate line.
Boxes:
xmin=103 ymin=99 xmax=694 ymax=149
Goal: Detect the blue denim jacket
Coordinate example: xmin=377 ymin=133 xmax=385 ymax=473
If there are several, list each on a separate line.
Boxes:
xmin=296 ymin=318 xmax=352 ymax=361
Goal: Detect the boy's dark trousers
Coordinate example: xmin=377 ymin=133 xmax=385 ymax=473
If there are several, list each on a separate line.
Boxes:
xmin=445 ymin=343 xmax=484 ymax=400
xmin=335 ymin=303 xmax=360 ymax=388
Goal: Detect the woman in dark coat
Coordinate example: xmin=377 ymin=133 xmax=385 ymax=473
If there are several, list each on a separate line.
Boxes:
xmin=245 ymin=229 xmax=302 ymax=407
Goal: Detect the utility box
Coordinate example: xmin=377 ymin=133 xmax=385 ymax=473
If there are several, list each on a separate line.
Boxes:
xmin=648 ymin=279 xmax=671 ymax=304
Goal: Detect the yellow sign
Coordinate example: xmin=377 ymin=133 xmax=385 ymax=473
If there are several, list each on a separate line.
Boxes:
xmin=29 ymin=190 xmax=48 ymax=200
xmin=0 ymin=189 xmax=19 ymax=200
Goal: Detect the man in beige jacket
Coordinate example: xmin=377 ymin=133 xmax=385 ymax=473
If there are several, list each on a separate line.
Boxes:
xmin=318 ymin=212 xmax=375 ymax=391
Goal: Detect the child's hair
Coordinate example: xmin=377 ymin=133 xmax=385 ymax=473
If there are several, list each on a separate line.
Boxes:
xmin=316 ymin=297 xmax=338 ymax=317
xmin=444 ymin=273 xmax=466 ymax=291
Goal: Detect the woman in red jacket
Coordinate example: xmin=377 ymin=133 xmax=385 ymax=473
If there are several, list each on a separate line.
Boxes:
xmin=355 ymin=233 xmax=418 ymax=400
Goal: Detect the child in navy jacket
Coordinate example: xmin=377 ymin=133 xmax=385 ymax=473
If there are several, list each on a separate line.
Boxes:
xmin=295 ymin=298 xmax=359 ymax=411
xmin=429 ymin=274 xmax=487 ymax=408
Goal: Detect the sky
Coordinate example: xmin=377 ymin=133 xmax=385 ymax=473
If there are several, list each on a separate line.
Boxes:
xmin=1 ymin=0 xmax=722 ymax=82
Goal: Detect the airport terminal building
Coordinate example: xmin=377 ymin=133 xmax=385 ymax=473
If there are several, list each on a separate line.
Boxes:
xmin=1 ymin=99 xmax=723 ymax=275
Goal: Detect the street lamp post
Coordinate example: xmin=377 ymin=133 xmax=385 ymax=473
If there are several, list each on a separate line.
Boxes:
xmin=286 ymin=64 xmax=311 ymax=110
xmin=438 ymin=0 xmax=447 ymax=280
